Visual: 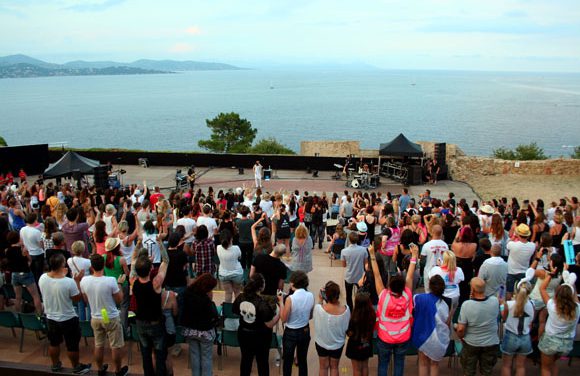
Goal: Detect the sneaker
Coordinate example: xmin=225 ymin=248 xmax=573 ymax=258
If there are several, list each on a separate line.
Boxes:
xmin=115 ymin=366 xmax=129 ymax=376
xmin=73 ymin=363 xmax=92 ymax=375
xmin=98 ymin=363 xmax=108 ymax=376
xmin=51 ymin=361 xmax=63 ymax=372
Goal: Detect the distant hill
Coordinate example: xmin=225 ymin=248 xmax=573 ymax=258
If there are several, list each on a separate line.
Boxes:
xmin=0 ymin=54 xmax=244 ymax=79
xmin=0 ymin=63 xmax=167 ymax=79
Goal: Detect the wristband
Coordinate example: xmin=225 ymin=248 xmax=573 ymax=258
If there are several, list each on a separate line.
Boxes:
xmin=410 ymin=258 xmax=417 ymax=263
xmin=535 ymin=258 xmax=541 ymax=262
xmin=370 ymin=257 xmax=376 ymax=261
xmin=410 ymin=261 xmax=417 ymax=265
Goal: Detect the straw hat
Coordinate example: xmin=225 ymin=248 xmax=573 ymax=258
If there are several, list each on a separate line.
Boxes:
xmin=480 ymin=205 xmax=494 ymax=215
xmin=105 ymin=237 xmax=121 ymax=252
xmin=105 ymin=204 xmax=117 ymax=215
xmin=515 ymin=224 xmax=531 ymax=238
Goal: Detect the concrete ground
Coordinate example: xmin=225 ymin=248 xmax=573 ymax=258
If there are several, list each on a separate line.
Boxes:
xmin=110 ymin=164 xmax=480 ymax=203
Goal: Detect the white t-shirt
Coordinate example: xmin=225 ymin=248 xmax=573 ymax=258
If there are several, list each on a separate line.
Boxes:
xmin=176 ymin=217 xmax=197 ymax=244
xmin=197 ymin=216 xmax=218 ymax=239
xmin=142 ymin=233 xmax=160 ymax=264
xmin=313 ymin=304 xmax=350 ymax=350
xmin=20 ymin=225 xmax=43 ymax=256
xmin=254 ymin=164 xmax=262 ymax=178
xmin=506 ymin=241 xmax=536 ymax=274
xmin=217 ymin=245 xmax=243 ymax=278
xmin=260 ymin=200 xmax=274 ymax=218
xmin=67 ymin=256 xmax=91 ymax=277
xmin=504 ymin=300 xmax=535 ymax=336
xmin=38 ymin=274 xmax=79 ymax=322
xmin=421 ymin=239 xmax=449 ymax=290
xmin=80 ymin=275 xmax=120 ymax=319
xmin=429 ymin=266 xmax=464 ymax=300
xmin=545 ymin=299 xmax=580 ymax=338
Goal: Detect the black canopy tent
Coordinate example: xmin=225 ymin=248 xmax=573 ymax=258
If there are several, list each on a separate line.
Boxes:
xmin=43 ymin=151 xmax=100 ymax=178
xmin=379 ymin=133 xmax=423 ymax=157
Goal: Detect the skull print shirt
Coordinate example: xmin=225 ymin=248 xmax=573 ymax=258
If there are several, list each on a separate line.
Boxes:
xmin=233 ymin=293 xmax=276 ymax=332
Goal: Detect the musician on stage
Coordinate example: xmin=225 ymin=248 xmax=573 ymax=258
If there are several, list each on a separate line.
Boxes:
xmin=187 ymin=165 xmax=196 ymax=189
xmin=253 ymin=160 xmax=263 ymax=188
xmin=342 ymin=154 xmax=351 ymax=177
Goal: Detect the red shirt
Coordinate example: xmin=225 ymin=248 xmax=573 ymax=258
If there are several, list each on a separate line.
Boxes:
xmin=149 ymin=192 xmax=164 ymax=207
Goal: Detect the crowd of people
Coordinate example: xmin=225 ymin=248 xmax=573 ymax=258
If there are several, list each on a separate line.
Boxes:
xmin=0 ymin=177 xmax=579 ymax=376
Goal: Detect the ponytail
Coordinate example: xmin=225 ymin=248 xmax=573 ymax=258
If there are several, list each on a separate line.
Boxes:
xmin=513 ymin=282 xmax=531 ymax=317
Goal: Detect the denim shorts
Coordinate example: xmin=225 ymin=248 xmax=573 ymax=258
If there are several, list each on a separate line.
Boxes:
xmin=538 ymin=333 xmax=574 ymax=356
xmin=501 ymin=331 xmax=532 ymax=356
xmin=219 ymin=273 xmax=244 ymax=285
xmin=12 ymin=272 xmax=35 ymax=287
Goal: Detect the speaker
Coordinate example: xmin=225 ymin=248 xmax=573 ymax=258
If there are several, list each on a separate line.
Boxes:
xmin=94 ymin=166 xmax=109 ymax=190
xmin=263 ymin=169 xmax=271 ymax=180
xmin=434 ymin=143 xmax=446 ymax=164
xmin=408 ymin=165 xmax=423 ymax=185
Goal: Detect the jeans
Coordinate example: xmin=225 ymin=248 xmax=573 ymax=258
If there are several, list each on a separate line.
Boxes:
xmin=75 ymin=299 xmax=91 ymax=322
xmin=238 ymin=328 xmax=271 ymax=376
xmin=120 ymin=283 xmax=130 ymax=335
xmin=376 ymin=338 xmax=409 ymax=376
xmin=136 ymin=320 xmax=168 ymax=376
xmin=310 ymin=224 xmax=326 ymax=248
xmin=283 ymin=326 xmax=310 ymax=376
xmin=167 ymin=285 xmax=186 ymax=325
xmin=345 ymin=281 xmax=356 ymax=313
xmin=188 ymin=337 xmax=213 ymax=376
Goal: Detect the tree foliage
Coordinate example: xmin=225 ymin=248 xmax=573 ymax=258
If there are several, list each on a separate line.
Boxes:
xmin=0 ymin=136 xmax=6 ymax=147
xmin=249 ymin=137 xmax=296 ymax=155
xmin=572 ymin=146 xmax=580 ymax=160
xmin=198 ymin=112 xmax=257 ymax=153
xmin=492 ymin=142 xmax=548 ymax=160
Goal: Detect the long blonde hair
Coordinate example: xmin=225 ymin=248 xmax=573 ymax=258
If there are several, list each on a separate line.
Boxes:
xmin=513 ymin=281 xmax=532 ymax=317
xmin=442 ymin=250 xmax=457 ymax=282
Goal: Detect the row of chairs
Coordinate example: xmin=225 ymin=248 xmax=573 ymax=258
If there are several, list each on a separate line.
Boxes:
xmin=0 ymin=311 xmax=48 ymax=354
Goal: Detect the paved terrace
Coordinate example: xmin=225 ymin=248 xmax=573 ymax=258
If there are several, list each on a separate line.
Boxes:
xmin=2 ymin=166 xmax=573 ymax=375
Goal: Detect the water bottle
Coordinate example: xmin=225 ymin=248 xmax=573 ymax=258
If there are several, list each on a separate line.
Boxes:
xmin=101 ymin=308 xmax=110 ymax=324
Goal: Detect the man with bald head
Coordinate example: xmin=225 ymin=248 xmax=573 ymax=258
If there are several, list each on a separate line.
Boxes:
xmin=420 ymin=224 xmax=448 ymax=291
xmin=455 ymin=277 xmax=500 ymax=376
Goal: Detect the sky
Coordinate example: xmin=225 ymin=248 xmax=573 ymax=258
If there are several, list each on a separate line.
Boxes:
xmin=1 ymin=0 xmax=580 ymax=72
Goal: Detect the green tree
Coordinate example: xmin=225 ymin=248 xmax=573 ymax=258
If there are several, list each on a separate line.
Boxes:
xmin=198 ymin=112 xmax=257 ymax=153
xmin=249 ymin=137 xmax=296 ymax=154
xmin=0 ymin=136 xmax=6 ymax=147
xmin=572 ymin=146 xmax=580 ymax=159
xmin=492 ymin=142 xmax=548 ymax=160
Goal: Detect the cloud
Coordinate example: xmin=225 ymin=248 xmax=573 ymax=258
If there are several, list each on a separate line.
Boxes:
xmin=168 ymin=42 xmax=195 ymax=53
xmin=185 ymin=26 xmax=202 ymax=35
xmin=0 ymin=5 xmax=26 ymax=17
xmin=65 ymin=0 xmax=126 ymax=12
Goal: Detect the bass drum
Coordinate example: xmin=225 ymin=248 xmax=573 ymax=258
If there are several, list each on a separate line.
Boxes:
xmin=351 ymin=179 xmax=360 ymax=188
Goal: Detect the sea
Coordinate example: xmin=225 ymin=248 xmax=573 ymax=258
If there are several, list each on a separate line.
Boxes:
xmin=1 ymin=69 xmax=579 ymax=157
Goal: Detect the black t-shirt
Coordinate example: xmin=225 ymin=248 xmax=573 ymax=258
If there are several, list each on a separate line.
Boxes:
xmin=252 ymin=253 xmax=288 ymax=296
xmin=233 ymin=292 xmax=275 ymax=332
xmin=165 ymin=248 xmax=188 ymax=287
xmin=473 ymin=253 xmax=491 ymax=277
xmin=6 ymin=246 xmax=30 ymax=273
xmin=236 ymin=218 xmax=255 ymax=244
xmin=276 ymin=214 xmax=291 ymax=239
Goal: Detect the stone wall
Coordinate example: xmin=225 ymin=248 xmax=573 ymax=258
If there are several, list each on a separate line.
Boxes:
xmin=416 ymin=141 xmax=465 ymax=162
xmin=300 ymin=141 xmax=360 ymax=157
xmin=449 ymin=156 xmax=580 ymax=181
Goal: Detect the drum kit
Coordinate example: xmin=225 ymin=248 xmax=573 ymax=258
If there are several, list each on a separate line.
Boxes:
xmin=346 ymin=171 xmax=379 ymax=190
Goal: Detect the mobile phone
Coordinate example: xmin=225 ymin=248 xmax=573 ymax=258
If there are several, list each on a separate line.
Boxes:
xmin=498 ymin=285 xmax=506 ymax=300
xmin=277 ymin=289 xmax=284 ymax=297
xmin=320 ymin=289 xmax=327 ymax=302
xmin=409 ymin=242 xmax=417 ymax=248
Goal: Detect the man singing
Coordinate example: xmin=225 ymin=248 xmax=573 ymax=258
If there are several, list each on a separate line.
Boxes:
xmin=253 ymin=160 xmax=263 ymax=188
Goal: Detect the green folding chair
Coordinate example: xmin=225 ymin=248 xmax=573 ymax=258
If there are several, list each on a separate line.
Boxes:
xmin=18 ymin=313 xmax=47 ymax=354
xmin=0 ymin=311 xmax=21 ymax=337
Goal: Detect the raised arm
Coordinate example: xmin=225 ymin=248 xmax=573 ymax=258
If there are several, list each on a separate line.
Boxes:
xmin=539 ymin=273 xmax=552 ymax=305
xmin=368 ymin=244 xmax=385 ymax=295
xmin=406 ymin=244 xmax=419 ymax=291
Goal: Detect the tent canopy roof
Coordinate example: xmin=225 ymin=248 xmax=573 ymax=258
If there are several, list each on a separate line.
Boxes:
xmin=43 ymin=151 xmax=100 ymax=178
xmin=379 ymin=133 xmax=423 ymax=157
